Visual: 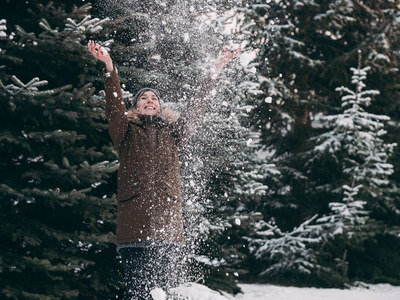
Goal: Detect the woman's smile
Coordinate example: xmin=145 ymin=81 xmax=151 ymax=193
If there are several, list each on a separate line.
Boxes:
xmin=136 ymin=91 xmax=160 ymax=115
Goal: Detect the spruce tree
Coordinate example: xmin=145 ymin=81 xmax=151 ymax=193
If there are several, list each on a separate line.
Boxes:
xmin=307 ymin=54 xmax=398 ymax=285
xmin=0 ymin=1 xmax=121 ymax=298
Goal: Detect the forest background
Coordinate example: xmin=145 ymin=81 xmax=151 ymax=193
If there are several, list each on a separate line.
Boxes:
xmin=1 ymin=0 xmax=399 ymax=299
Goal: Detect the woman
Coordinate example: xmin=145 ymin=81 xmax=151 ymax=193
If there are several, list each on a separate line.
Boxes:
xmin=88 ymin=40 xmax=239 ymax=299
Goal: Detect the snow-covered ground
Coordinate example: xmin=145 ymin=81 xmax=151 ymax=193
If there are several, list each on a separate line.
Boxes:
xmin=232 ymin=283 xmax=400 ymax=300
xmin=170 ymin=283 xmax=400 ymax=300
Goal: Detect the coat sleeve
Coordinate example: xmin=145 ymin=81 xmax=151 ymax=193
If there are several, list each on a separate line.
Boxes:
xmin=103 ymin=68 xmax=130 ymax=150
xmin=172 ymin=76 xmax=218 ymax=149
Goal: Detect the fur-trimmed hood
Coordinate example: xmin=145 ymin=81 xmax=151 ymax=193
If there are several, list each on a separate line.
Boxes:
xmin=126 ymin=107 xmax=180 ymax=125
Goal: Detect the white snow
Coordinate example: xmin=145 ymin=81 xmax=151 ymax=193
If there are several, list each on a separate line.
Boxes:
xmin=150 ymin=287 xmax=167 ymax=300
xmin=239 ymin=53 xmax=253 ymax=67
xmin=232 ymin=284 xmax=400 ymax=300
xmin=264 ymin=97 xmax=272 ymax=103
xmin=170 ymin=283 xmax=400 ymax=300
xmin=99 ymin=47 xmax=107 ymax=56
xmin=170 ymin=283 xmax=229 ymax=300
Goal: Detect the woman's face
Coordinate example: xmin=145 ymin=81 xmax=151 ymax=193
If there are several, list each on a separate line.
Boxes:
xmin=136 ymin=91 xmax=161 ymax=116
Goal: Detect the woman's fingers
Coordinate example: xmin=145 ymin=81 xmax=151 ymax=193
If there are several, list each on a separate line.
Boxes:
xmin=88 ymin=40 xmax=111 ymax=66
xmin=88 ymin=40 xmax=97 ymax=56
xmin=215 ymin=48 xmax=241 ymax=71
xmin=224 ymin=48 xmax=241 ymax=61
xmin=88 ymin=40 xmax=103 ymax=59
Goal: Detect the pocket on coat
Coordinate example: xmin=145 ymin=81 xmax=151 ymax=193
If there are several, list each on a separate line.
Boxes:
xmin=117 ymin=182 xmax=141 ymax=202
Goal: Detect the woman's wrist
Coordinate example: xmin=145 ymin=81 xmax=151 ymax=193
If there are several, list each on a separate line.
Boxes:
xmin=105 ymin=60 xmax=114 ymax=73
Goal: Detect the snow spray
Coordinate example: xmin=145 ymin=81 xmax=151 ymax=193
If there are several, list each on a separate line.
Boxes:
xmin=96 ymin=0 xmax=238 ymax=297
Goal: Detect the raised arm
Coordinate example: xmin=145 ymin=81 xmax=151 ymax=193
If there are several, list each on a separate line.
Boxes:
xmin=173 ymin=48 xmax=240 ymax=148
xmin=88 ymin=40 xmax=129 ymax=150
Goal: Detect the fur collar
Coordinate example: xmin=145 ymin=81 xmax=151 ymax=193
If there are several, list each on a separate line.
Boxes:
xmin=127 ymin=108 xmax=180 ymax=125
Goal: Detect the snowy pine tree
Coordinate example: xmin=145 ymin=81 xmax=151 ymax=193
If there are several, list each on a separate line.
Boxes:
xmin=0 ymin=1 xmax=121 ymax=298
xmin=305 ymin=52 xmax=399 ymax=285
xmin=308 ymin=52 xmax=396 ymax=214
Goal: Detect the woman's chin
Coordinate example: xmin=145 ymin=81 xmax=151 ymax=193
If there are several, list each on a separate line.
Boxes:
xmin=139 ymin=110 xmax=159 ymax=116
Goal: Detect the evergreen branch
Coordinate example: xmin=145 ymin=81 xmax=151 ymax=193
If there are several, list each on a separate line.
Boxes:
xmin=44 ymin=1 xmax=53 ymax=10
xmin=2 ymin=76 xmax=71 ymax=96
xmin=30 ymin=84 xmax=72 ymax=96
xmin=11 ymin=76 xmax=47 ymax=96
xmin=76 ymin=160 xmax=119 ymax=175
xmin=22 ymin=187 xmax=93 ymax=202
xmin=51 ymin=84 xmax=73 ymax=94
xmin=0 ymin=52 xmax=24 ymax=65
xmin=291 ymin=214 xmax=319 ymax=236
xmin=0 ymin=184 xmax=24 ymax=199
xmin=71 ymin=3 xmax=92 ymax=15
xmin=15 ymin=25 xmax=37 ymax=43
xmin=69 ymin=187 xmax=92 ymax=196
xmin=38 ymin=18 xmax=59 ymax=36
xmin=11 ymin=75 xmax=31 ymax=87
xmin=73 ymin=83 xmax=94 ymax=100
xmin=22 ymin=256 xmax=88 ymax=271
xmin=0 ymin=130 xmax=19 ymax=144
xmin=0 ymin=19 xmax=6 ymax=39
xmin=63 ymin=15 xmax=110 ymax=37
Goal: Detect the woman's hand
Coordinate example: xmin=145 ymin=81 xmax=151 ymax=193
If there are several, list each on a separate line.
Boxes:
xmin=212 ymin=47 xmax=241 ymax=79
xmin=88 ymin=40 xmax=114 ymax=72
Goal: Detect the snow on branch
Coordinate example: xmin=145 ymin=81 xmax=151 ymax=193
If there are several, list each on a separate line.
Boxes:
xmin=32 ymin=3 xmax=110 ymax=40
xmin=39 ymin=19 xmax=59 ymax=35
xmin=318 ymin=182 xmax=369 ymax=239
xmin=0 ymin=19 xmax=6 ymax=39
xmin=249 ymin=214 xmax=322 ymax=277
xmin=64 ymin=15 xmax=110 ymax=35
xmin=0 ymin=19 xmax=6 ymax=70
xmin=2 ymin=75 xmax=71 ymax=96
xmin=284 ymin=36 xmax=305 ymax=47
xmin=15 ymin=25 xmax=37 ymax=43
xmin=22 ymin=186 xmax=93 ymax=206
xmin=288 ymin=50 xmax=324 ymax=67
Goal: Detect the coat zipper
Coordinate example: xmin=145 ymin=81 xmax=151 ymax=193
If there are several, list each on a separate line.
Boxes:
xmin=149 ymin=118 xmax=157 ymax=236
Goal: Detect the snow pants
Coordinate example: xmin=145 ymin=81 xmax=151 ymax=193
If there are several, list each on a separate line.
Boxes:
xmin=118 ymin=244 xmax=186 ymax=300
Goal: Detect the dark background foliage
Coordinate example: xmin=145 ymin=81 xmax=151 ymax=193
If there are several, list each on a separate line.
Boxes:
xmin=1 ymin=0 xmax=399 ymax=299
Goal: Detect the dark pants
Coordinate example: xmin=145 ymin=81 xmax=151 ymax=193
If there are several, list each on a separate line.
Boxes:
xmin=118 ymin=245 xmax=186 ymax=300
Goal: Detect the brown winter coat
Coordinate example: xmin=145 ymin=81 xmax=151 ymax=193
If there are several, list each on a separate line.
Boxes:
xmin=103 ymin=68 xmax=216 ymax=244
